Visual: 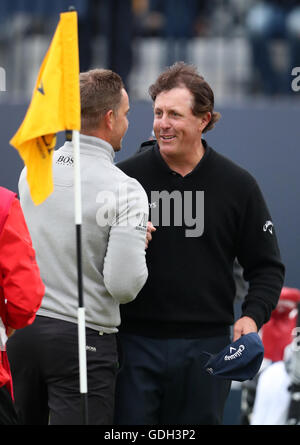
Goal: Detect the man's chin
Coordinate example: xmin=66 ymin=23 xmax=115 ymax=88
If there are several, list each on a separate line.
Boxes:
xmin=160 ymin=143 xmax=177 ymax=155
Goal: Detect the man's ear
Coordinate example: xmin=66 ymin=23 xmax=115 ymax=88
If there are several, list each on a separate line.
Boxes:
xmin=105 ymin=109 xmax=114 ymax=131
xmin=200 ymin=112 xmax=211 ymax=132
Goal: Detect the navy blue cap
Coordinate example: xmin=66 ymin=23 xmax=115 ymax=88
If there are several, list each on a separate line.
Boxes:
xmin=202 ymin=333 xmax=264 ymax=382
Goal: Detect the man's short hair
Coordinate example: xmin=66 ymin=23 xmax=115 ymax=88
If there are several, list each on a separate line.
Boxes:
xmin=80 ymin=69 xmax=124 ymax=132
xmin=149 ymin=62 xmax=221 ymax=133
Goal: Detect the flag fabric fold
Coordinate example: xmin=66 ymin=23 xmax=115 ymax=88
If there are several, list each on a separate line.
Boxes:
xmin=10 ymin=11 xmax=81 ymax=205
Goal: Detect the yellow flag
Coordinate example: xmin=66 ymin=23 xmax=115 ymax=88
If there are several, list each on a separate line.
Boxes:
xmin=10 ymin=11 xmax=81 ymax=205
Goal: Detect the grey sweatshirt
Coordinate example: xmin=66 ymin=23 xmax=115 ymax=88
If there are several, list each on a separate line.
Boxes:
xmin=19 ymin=134 xmax=149 ymax=333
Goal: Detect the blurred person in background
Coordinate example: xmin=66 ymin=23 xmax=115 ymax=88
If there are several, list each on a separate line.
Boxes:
xmin=0 ymin=0 xmax=134 ymax=93
xmin=251 ymin=341 xmax=294 ymax=424
xmin=78 ymin=0 xmax=134 ymax=91
xmin=98 ymin=0 xmax=134 ymax=91
xmin=250 ymin=311 xmax=300 ymax=425
xmin=245 ymin=0 xmax=300 ymax=95
xmin=145 ymin=0 xmax=211 ymax=66
xmin=286 ymin=303 xmax=300 ymax=425
xmin=262 ymin=286 xmax=300 ymax=363
xmin=241 ymin=286 xmax=300 ymax=424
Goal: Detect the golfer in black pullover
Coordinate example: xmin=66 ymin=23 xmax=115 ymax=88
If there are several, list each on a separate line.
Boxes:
xmin=115 ymin=62 xmax=285 ymax=425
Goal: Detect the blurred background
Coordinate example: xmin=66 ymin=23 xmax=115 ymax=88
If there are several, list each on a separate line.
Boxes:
xmin=1 ymin=0 xmax=300 ymax=101
xmin=0 ymin=0 xmax=299 ymax=425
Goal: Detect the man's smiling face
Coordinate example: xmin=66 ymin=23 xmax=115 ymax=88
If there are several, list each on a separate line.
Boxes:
xmin=153 ymin=87 xmax=204 ymax=160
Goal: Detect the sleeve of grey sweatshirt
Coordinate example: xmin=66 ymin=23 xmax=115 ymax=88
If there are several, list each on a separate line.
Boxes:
xmin=103 ymin=177 xmax=149 ymax=304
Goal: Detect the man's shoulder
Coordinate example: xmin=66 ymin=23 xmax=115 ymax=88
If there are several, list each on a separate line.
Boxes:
xmin=212 ymin=148 xmax=257 ymax=187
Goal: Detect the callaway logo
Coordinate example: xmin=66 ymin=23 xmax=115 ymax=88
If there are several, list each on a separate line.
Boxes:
xmin=149 ymin=202 xmax=157 ymax=209
xmin=263 ymin=220 xmax=274 ymax=234
xmin=224 ymin=344 xmax=245 ymax=361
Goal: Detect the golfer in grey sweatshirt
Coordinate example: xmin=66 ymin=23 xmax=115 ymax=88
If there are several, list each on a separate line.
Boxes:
xmin=7 ymin=69 xmax=150 ymax=425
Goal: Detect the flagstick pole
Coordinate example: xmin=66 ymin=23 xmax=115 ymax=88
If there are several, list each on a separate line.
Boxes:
xmin=67 ymin=129 xmax=88 ymax=425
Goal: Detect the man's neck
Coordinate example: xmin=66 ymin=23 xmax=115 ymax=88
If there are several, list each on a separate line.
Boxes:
xmin=160 ymin=141 xmax=206 ymax=177
xmin=81 ymin=129 xmax=111 ymax=146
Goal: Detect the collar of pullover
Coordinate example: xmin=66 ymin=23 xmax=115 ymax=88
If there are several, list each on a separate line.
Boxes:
xmin=64 ymin=134 xmax=115 ymax=164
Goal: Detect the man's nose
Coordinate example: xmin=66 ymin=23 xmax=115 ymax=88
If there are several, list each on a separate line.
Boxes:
xmin=160 ymin=114 xmax=171 ymax=129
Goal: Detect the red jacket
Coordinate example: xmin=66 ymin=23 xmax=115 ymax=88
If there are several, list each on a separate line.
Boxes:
xmin=0 ymin=187 xmax=45 ymax=394
xmin=262 ymin=286 xmax=300 ymax=362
